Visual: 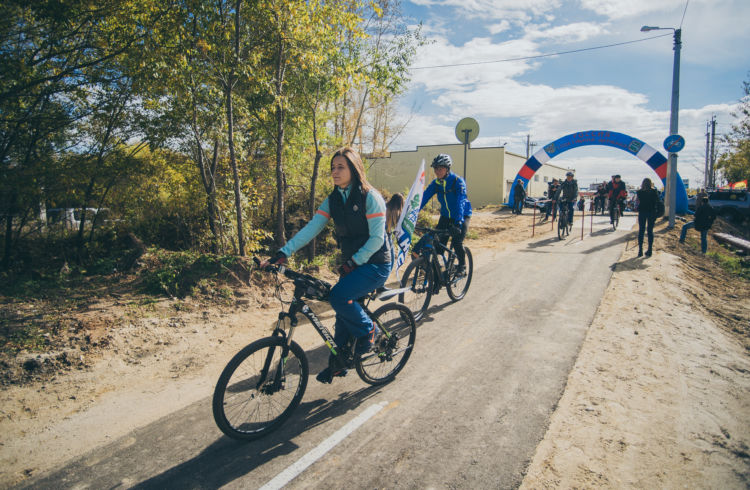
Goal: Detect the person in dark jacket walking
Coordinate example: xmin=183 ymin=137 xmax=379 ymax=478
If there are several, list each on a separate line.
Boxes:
xmin=513 ymin=179 xmax=527 ymax=214
xmin=679 ymin=196 xmax=717 ymax=253
xmin=636 ymin=178 xmax=660 ymax=257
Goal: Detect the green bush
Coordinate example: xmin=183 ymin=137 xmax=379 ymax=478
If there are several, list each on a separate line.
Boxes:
xmin=140 ymin=250 xmax=242 ymax=297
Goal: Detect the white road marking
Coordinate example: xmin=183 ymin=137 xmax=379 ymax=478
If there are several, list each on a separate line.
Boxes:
xmin=259 ymin=401 xmax=388 ymax=490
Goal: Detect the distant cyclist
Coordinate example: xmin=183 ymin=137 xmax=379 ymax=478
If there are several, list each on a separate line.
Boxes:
xmin=544 ymin=178 xmax=560 ymax=221
xmin=559 ymin=171 xmax=578 ymax=225
xmin=595 ymin=183 xmax=608 ymax=213
xmin=606 ymin=174 xmax=627 ymax=224
xmin=420 ymin=154 xmax=472 ymax=275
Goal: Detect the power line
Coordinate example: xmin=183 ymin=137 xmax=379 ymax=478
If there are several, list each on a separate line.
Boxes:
xmin=679 ymin=0 xmax=690 ymax=29
xmin=410 ymin=33 xmax=672 ymax=70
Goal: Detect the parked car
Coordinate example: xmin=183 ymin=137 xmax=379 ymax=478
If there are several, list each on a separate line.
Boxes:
xmin=687 ymin=189 xmax=749 ymax=223
xmin=46 ymin=207 xmax=112 ymax=229
xmin=524 ymin=196 xmax=546 ymax=210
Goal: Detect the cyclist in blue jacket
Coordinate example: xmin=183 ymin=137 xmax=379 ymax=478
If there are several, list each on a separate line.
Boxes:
xmin=419 ymin=154 xmax=472 ymax=274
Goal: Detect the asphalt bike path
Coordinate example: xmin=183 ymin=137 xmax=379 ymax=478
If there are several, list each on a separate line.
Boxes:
xmin=20 ymin=214 xmax=638 ymax=489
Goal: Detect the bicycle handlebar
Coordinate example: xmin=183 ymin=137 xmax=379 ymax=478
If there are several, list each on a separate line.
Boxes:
xmin=253 ymin=257 xmax=332 ymax=300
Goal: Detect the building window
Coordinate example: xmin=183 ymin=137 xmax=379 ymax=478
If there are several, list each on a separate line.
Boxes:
xmin=534 ymin=175 xmax=539 ymax=182
xmin=543 ymin=176 xmax=548 ymax=182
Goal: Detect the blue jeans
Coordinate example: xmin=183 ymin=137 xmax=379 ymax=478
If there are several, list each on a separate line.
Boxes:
xmin=679 ymin=221 xmax=708 ymax=253
xmin=329 ymin=262 xmax=391 ymax=348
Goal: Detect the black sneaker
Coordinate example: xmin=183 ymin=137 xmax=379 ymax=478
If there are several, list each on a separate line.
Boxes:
xmin=316 ymin=366 xmax=347 ymax=384
xmin=455 ymin=264 xmax=466 ymax=277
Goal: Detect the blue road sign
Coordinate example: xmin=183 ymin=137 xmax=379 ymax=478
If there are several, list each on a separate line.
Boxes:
xmin=663 ymin=134 xmax=685 ymax=153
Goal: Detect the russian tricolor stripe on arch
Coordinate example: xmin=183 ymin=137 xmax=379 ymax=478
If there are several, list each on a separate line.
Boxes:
xmin=506 ymin=130 xmax=688 ymax=214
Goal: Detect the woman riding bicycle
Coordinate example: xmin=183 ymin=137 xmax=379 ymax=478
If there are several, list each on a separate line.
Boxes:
xmin=261 ymin=147 xmax=393 ymax=384
xmin=419 ymin=154 xmax=472 ymax=275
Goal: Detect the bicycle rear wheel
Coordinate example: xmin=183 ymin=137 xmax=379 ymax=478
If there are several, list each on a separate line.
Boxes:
xmin=356 ymin=303 xmax=416 ymax=385
xmin=398 ymin=257 xmax=433 ymax=322
xmin=557 ymin=214 xmax=567 ymax=239
xmin=446 ymin=246 xmax=473 ymax=301
xmin=212 ymin=337 xmax=308 ymax=440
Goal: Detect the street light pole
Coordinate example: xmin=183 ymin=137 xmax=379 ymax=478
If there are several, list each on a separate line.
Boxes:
xmin=667 ymin=28 xmax=681 ymax=228
xmin=642 ymin=26 xmax=681 ymax=228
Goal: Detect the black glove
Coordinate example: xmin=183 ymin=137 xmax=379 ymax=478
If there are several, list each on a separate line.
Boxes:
xmin=338 ymin=259 xmax=357 ymax=277
xmin=268 ymin=251 xmax=287 ymax=266
xmin=450 ymin=222 xmax=463 ymax=235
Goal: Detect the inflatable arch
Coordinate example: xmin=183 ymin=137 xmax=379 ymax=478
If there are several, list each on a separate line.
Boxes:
xmin=507 ymin=130 xmax=688 ymax=213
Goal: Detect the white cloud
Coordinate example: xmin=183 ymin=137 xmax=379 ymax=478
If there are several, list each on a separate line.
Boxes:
xmin=407 ymin=0 xmax=560 ymax=20
xmin=410 ymin=36 xmax=541 ymax=91
xmin=524 ymin=22 xmax=609 ymax=42
xmin=578 ymin=0 xmax=686 ymax=20
xmin=488 ymin=20 xmax=511 ymax=35
xmin=389 ymin=113 xmax=456 ymax=150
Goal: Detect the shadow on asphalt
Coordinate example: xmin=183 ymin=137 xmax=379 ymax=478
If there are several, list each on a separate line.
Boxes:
xmin=22 ymin=342 xmax=386 ymax=490
xmin=526 ymin=236 xmax=562 ymax=248
xmin=131 ymin=376 xmax=384 ymax=489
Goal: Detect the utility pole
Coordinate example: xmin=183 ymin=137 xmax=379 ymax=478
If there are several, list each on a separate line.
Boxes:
xmin=709 ymin=115 xmax=717 ymax=188
xmin=704 ymin=121 xmax=710 ymax=188
xmin=526 ymin=134 xmax=530 ymax=159
xmin=525 ymin=134 xmax=537 ymax=159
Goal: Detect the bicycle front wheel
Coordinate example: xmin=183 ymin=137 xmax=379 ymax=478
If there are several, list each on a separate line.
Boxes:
xmin=356 ymin=303 xmax=416 ymax=385
xmin=212 ymin=337 xmax=308 ymax=440
xmin=557 ymin=215 xmax=566 ymax=239
xmin=398 ymin=256 xmax=433 ymax=322
xmin=612 ymin=210 xmax=619 ymax=230
xmin=446 ymin=246 xmax=473 ymax=301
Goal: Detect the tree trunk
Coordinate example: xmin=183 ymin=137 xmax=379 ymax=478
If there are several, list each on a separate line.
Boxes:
xmin=1 ymin=190 xmax=16 ymax=270
xmin=226 ymin=82 xmax=245 ymax=256
xmin=228 ymin=0 xmax=245 ymax=256
xmin=349 ymin=86 xmax=369 ymax=147
xmin=307 ymin=107 xmax=322 ymax=260
xmin=273 ymin=33 xmax=287 ymax=248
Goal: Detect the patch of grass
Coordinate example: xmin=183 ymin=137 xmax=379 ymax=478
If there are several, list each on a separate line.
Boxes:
xmin=707 ymin=250 xmax=750 ymax=281
xmin=1 ymin=324 xmax=49 ymax=354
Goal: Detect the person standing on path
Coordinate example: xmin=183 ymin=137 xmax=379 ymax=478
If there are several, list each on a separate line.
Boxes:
xmin=635 ymin=178 xmax=660 ymax=257
xmin=513 ymin=179 xmax=527 ymax=215
xmin=679 ymin=196 xmax=717 ymax=254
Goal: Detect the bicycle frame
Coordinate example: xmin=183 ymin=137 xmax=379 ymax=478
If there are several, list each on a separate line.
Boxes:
xmin=416 ymin=231 xmax=458 ymax=291
xmin=260 ymin=286 xmax=396 ymax=392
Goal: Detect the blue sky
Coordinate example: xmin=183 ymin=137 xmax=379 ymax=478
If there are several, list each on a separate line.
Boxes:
xmin=390 ymin=0 xmax=750 ymax=190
